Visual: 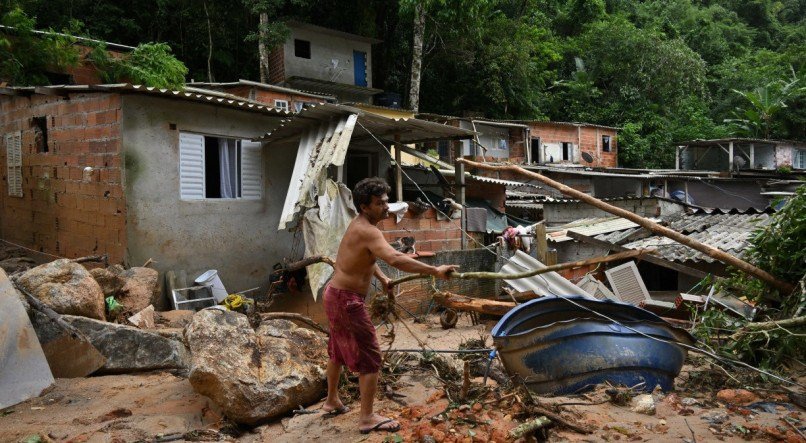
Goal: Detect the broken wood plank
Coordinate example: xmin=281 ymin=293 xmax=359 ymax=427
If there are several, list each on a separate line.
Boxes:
xmin=389 ymin=248 xmax=655 ymax=288
xmin=567 ymin=230 xmax=711 ymax=280
xmin=459 ymin=159 xmax=794 ymax=294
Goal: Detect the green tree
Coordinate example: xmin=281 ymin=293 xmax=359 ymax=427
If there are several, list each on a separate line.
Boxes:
xmin=0 ymin=7 xmax=79 ymax=85
xmin=726 ymin=72 xmax=805 ymax=139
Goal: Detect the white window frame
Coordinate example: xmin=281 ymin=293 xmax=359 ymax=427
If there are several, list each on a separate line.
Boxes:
xmin=178 ymin=131 xmax=263 ymax=201
xmin=5 ymin=131 xmax=22 ymax=197
xmin=795 ymin=149 xmax=806 ymax=169
xmin=274 ymin=99 xmax=289 ymax=112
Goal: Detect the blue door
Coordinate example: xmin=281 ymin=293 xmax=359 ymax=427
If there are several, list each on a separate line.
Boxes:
xmin=353 ymin=51 xmax=367 ymax=87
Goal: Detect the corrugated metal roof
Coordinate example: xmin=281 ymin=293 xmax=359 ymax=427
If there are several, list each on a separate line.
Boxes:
xmin=548 ymin=217 xmax=649 ymax=243
xmin=679 ymin=137 xmax=806 ymax=147
xmin=278 ymin=114 xmax=357 ymax=229
xmin=189 ymin=79 xmax=335 ymax=100
xmin=437 ymin=170 xmax=538 ymax=188
xmin=623 ymin=213 xmax=771 ymax=263
xmin=255 ymin=103 xmax=474 ymax=145
xmin=1 ymin=84 xmax=292 ymax=118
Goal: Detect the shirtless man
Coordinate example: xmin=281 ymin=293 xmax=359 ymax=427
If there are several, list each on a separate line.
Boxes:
xmin=322 ymin=177 xmax=458 ymax=434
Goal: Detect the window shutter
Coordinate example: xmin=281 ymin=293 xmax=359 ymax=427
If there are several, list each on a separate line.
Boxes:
xmin=604 ymin=261 xmax=650 ymax=306
xmin=240 ymin=141 xmax=263 ymax=199
xmin=179 ymin=132 xmax=205 ymax=200
xmin=6 ymin=131 xmax=22 ymax=197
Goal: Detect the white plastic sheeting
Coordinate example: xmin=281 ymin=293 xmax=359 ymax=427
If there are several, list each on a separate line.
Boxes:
xmin=303 ymin=181 xmax=357 ymax=300
xmin=500 ymin=250 xmax=594 ymax=298
xmin=278 ymin=114 xmax=358 ymax=229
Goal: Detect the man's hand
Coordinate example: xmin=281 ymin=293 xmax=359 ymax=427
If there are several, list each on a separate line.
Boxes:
xmin=434 ymin=265 xmax=459 ymax=280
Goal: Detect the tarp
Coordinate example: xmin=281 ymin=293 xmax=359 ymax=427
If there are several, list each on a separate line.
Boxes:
xmin=302 ymin=180 xmax=357 ymax=300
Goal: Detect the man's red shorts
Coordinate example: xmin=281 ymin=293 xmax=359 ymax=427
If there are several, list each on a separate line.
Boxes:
xmin=323 ymin=285 xmax=382 ymax=374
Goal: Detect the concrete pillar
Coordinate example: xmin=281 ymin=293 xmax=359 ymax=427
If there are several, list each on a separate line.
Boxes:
xmin=728 ymin=141 xmax=734 ymax=172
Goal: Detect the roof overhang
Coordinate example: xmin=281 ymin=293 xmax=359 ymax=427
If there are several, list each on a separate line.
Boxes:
xmin=285 ymin=77 xmax=383 ymax=99
xmin=678 ymin=138 xmax=806 ymax=147
xmin=255 ymin=103 xmax=475 ymax=145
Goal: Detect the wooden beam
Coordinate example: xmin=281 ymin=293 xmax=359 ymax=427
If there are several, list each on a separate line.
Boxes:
xmin=567 ymin=230 xmax=710 ymax=279
xmin=393 ymin=135 xmax=403 ymax=202
xmin=457 ymin=159 xmax=794 ymax=292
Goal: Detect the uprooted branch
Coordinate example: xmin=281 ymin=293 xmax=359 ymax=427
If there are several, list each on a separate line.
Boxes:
xmin=458 ymin=159 xmax=795 ymax=294
xmin=389 ymin=248 xmax=655 ymax=288
xmin=274 ymin=255 xmax=335 ymax=274
xmin=730 ymin=315 xmax=806 ymax=340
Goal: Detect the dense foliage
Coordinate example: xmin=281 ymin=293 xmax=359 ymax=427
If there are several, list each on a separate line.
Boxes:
xmin=3 ymin=0 xmax=805 ymax=168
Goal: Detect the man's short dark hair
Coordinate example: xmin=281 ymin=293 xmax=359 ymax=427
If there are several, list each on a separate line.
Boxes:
xmin=353 ymin=177 xmax=390 ymax=209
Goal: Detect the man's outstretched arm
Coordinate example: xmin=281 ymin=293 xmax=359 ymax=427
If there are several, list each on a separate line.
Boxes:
xmin=366 ymin=229 xmax=457 ymax=279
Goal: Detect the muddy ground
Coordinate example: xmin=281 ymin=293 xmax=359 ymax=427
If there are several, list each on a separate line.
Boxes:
xmin=1 ymin=314 xmax=803 ymax=443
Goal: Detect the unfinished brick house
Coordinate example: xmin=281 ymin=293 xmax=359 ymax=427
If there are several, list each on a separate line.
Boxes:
xmin=522 ymin=121 xmax=619 ymax=168
xmin=1 ymin=84 xmax=295 ymax=292
xmin=189 ymin=79 xmax=334 ymax=113
xmin=416 ymin=114 xmax=529 ymax=164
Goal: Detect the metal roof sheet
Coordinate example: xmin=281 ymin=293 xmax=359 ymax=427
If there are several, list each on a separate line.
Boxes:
xmin=548 ymin=217 xmax=649 ymax=243
xmin=679 ymin=137 xmax=806 ymax=147
xmin=255 ymin=103 xmax=474 ymax=145
xmin=623 ymin=213 xmax=771 ymax=263
xmin=1 ymin=84 xmax=292 ymax=118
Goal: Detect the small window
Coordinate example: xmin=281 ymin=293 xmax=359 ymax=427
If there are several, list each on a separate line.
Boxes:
xmin=32 ymin=116 xmax=48 ymax=153
xmin=294 ymin=39 xmax=311 ymax=59
xmin=602 ymin=135 xmax=611 ymax=153
xmin=562 ymin=142 xmax=571 ymax=161
xmin=179 ymin=132 xmax=262 ymax=200
xmin=274 ymin=99 xmax=289 ymax=111
xmin=437 ymin=140 xmax=450 ymax=159
xmin=497 ymin=139 xmax=508 ymax=150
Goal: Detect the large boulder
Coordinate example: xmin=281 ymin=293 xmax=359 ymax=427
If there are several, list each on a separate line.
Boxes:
xmin=185 ymin=310 xmax=327 ymax=425
xmin=90 ymin=265 xmax=126 ymax=298
xmin=17 ymin=259 xmax=105 ymax=320
xmin=29 ymin=311 xmax=189 ymax=374
xmin=117 ymin=267 xmax=161 ymax=313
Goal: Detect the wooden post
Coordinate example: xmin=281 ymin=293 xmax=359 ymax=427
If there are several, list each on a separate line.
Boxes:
xmin=394 ymin=134 xmax=403 ymax=202
xmin=728 ymin=140 xmax=734 ymax=172
xmin=457 ymin=159 xmax=795 ymax=294
xmin=455 ymin=137 xmax=466 ymax=249
xmin=749 ymin=143 xmax=755 ymax=168
xmin=535 ymin=222 xmax=547 ymax=263
xmin=545 ymin=249 xmax=558 ymax=266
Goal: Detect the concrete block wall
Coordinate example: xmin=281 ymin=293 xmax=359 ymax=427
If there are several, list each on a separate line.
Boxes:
xmin=378 ymin=208 xmax=462 ymax=253
xmin=379 ymin=248 xmax=498 ymax=314
xmin=0 ymin=93 xmax=126 ymax=263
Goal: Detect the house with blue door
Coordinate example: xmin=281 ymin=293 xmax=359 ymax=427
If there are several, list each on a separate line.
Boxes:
xmin=267 ymin=21 xmax=382 ymax=103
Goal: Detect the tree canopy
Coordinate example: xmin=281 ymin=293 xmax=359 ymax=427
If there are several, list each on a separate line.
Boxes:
xmin=4 ymin=0 xmax=805 ymax=168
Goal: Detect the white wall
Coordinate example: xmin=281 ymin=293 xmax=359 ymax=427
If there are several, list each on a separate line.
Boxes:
xmin=120 ymin=96 xmax=297 ymax=293
xmin=284 ymin=26 xmax=373 ymax=87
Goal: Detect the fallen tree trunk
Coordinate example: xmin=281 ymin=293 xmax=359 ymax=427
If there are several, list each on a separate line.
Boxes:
xmin=458 ymin=159 xmax=795 ymax=294
xmin=433 ymin=290 xmax=516 ymax=316
xmin=389 ymin=248 xmax=654 ymax=288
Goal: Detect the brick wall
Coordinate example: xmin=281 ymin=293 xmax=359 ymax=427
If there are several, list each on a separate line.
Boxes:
xmin=378 ymin=208 xmax=462 ymax=253
xmin=268 ymin=46 xmax=285 ymax=84
xmin=0 ymin=93 xmax=126 ymax=263
xmin=528 ymin=122 xmax=618 ymax=168
xmin=466 ymin=181 xmax=505 ymax=212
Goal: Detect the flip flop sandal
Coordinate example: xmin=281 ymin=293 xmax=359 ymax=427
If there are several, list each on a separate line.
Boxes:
xmin=322 ymin=405 xmax=350 ymax=416
xmin=359 ymin=418 xmax=401 ymax=434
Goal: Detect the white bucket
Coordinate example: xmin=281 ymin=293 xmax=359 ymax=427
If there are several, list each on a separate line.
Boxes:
xmin=194 ymin=270 xmax=228 ymax=303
